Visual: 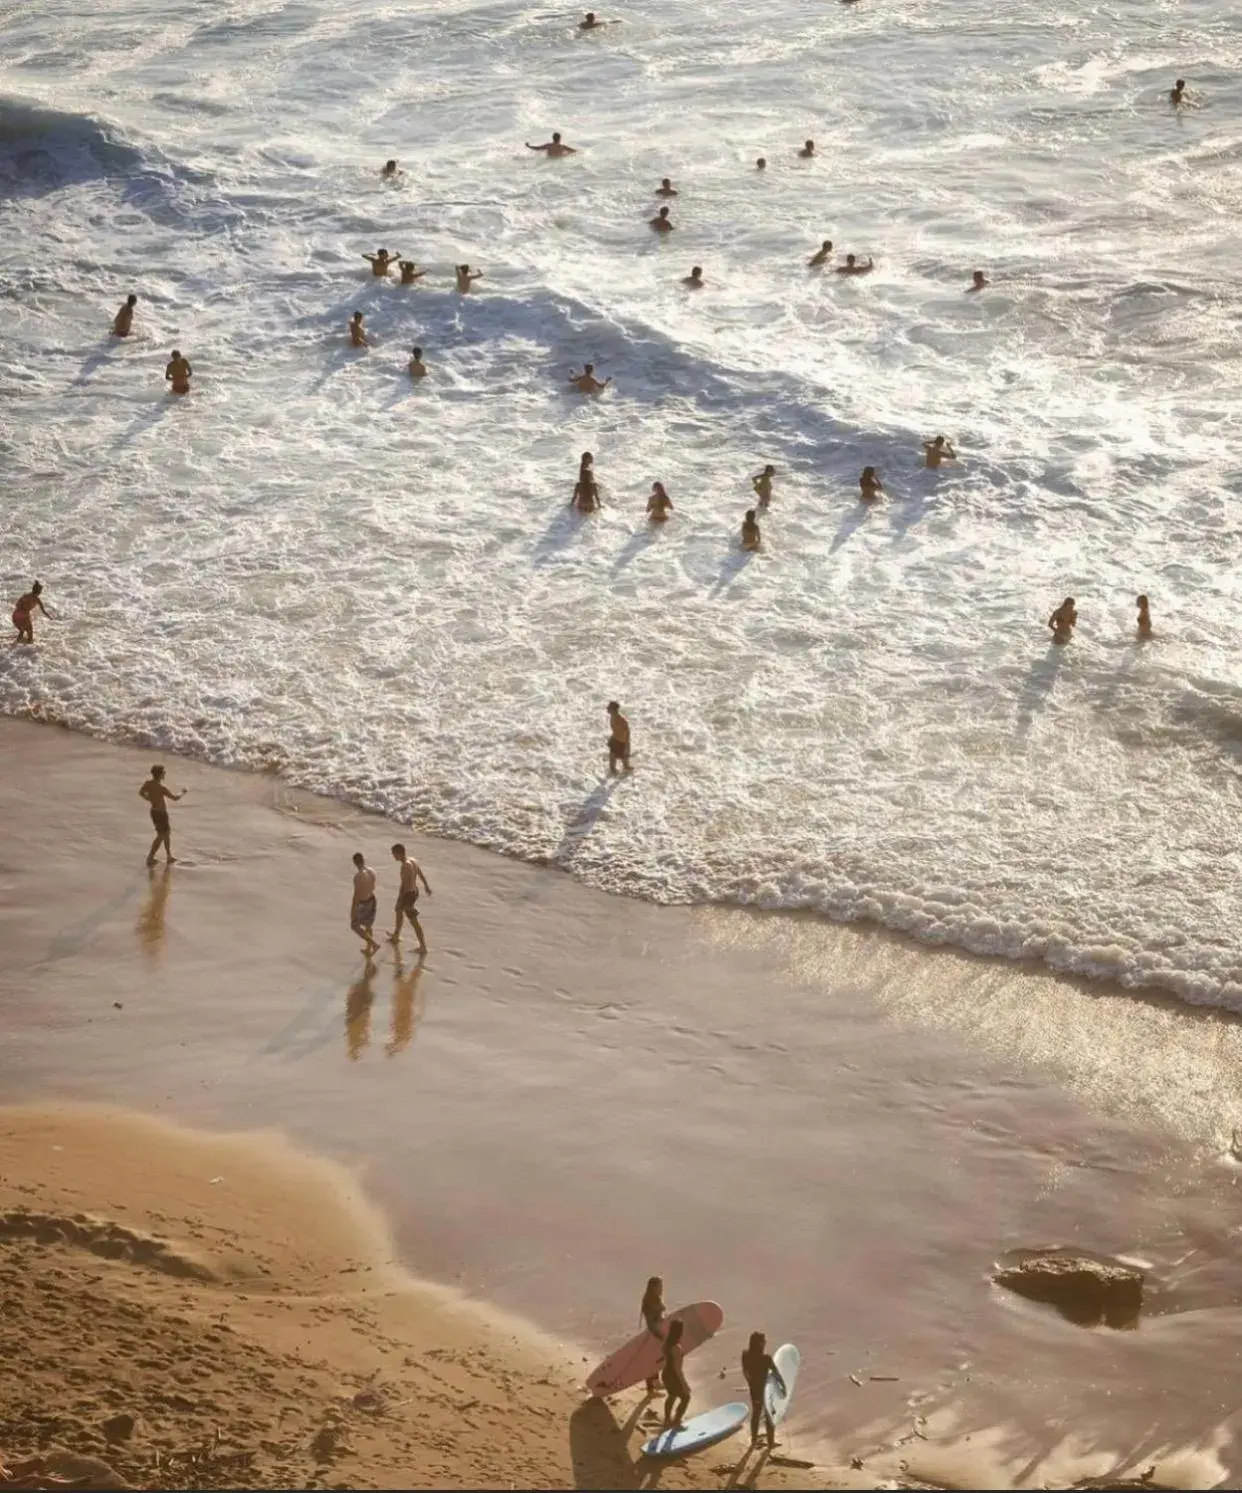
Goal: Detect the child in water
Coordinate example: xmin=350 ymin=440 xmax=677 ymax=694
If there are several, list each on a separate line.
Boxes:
xmin=741 ymin=509 xmax=762 ymax=550
xmin=1136 ymin=594 xmax=1152 ymax=639
xmin=859 ymin=466 xmax=883 ymax=502
xmin=1048 ymin=597 xmax=1077 ymax=644
xmin=752 ymin=464 xmax=775 ymax=506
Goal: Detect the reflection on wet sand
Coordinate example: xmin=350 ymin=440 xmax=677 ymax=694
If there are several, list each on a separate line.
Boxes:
xmin=345 ymin=954 xmax=428 ymax=1060
xmin=135 ymin=865 xmax=171 ymax=962
xmin=345 ymin=959 xmax=378 ymax=1060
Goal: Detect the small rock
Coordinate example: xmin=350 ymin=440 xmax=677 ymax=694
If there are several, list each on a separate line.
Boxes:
xmin=850 ymin=1456 xmax=864 ymax=1469
xmin=113 ymin=1002 xmax=123 ymax=1010
xmin=994 ymin=1249 xmax=1144 ymax=1328
xmin=101 ymin=1413 xmax=136 ymax=1442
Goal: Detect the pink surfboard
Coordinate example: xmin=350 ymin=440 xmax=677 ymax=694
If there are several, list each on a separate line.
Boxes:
xmin=585 ymin=1301 xmax=724 ymax=1397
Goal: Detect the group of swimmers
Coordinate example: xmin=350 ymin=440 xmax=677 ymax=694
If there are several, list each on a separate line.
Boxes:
xmin=1048 ymin=594 xmax=1153 ymax=644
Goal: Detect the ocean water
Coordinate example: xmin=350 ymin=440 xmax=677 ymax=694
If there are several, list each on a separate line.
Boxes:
xmin=3 ymin=0 xmax=1242 ymax=1007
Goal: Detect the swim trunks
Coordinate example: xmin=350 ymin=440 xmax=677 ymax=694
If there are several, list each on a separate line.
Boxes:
xmin=150 ymin=808 xmax=170 ymax=834
xmin=608 ymin=737 xmax=628 ymax=756
xmin=399 ymin=890 xmax=421 ymax=917
xmin=353 ymin=895 xmax=377 ymax=928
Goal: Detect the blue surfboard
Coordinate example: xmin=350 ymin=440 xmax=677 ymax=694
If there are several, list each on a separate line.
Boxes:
xmin=642 ymin=1401 xmax=748 ymax=1458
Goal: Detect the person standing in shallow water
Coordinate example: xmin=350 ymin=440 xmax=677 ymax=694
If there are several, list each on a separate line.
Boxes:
xmin=165 ymin=349 xmax=191 ymax=394
xmin=350 ymin=852 xmax=379 ymax=955
xmin=140 ymin=765 xmax=185 ymax=867
xmin=607 ymin=701 xmax=631 ymax=773
xmin=647 ymin=482 xmax=673 ymax=522
xmin=456 ymin=263 xmax=483 ymax=292
xmin=1136 ymin=594 xmax=1153 ymax=639
xmin=11 ymin=580 xmax=51 ymax=645
xmin=1048 ymin=597 xmax=1077 ymax=644
xmin=572 ymin=451 xmax=600 ymax=512
xmin=112 ymin=293 xmax=137 ymax=336
xmin=640 ymin=1276 xmax=666 ymax=1394
xmin=388 ymin=843 xmax=431 ymax=954
xmin=752 ymin=463 xmax=776 ymax=506
xmin=741 ymin=508 xmax=762 ymax=550
xmin=860 ymin=465 xmax=883 ymax=502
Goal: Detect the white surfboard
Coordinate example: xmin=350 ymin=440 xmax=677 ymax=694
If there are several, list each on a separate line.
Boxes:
xmin=764 ymin=1343 xmax=800 ymax=1425
xmin=641 ymin=1402 xmax=748 ymax=1459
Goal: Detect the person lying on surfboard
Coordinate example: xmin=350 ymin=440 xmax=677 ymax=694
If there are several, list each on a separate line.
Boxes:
xmin=742 ymin=1331 xmax=786 ymax=1448
xmin=660 ymin=1317 xmax=691 ymax=1427
xmin=640 ymin=1277 xmax=666 ymax=1394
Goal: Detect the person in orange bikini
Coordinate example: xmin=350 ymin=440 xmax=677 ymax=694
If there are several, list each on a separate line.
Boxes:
xmin=165 ymin=349 xmax=192 ymax=394
xmin=11 ymin=580 xmax=51 ymax=644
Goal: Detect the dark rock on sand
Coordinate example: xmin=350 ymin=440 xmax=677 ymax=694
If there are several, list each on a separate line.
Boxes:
xmin=993 ymin=1249 xmax=1143 ymax=1328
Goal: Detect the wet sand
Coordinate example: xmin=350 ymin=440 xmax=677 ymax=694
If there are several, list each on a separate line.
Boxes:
xmin=3 ymin=717 xmax=1242 ymax=1488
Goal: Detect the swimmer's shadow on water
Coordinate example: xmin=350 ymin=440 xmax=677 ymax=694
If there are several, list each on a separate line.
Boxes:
xmin=73 ymin=341 xmax=121 ymax=387
xmin=532 ymin=501 xmax=595 ymax=568
xmin=710 ymin=545 xmax=756 ymax=598
xmin=610 ymin=524 xmax=661 ymax=577
xmin=117 ymin=397 xmax=176 ymax=446
xmin=549 ymin=776 xmax=623 ymax=868
xmin=830 ymin=500 xmax=874 ymax=553
xmin=1015 ymin=643 xmax=1069 ymax=739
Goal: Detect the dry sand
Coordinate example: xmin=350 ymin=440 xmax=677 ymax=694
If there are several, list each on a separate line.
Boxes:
xmin=0 ymin=1106 xmax=872 ymax=1491
xmin=3 ymin=717 xmax=1242 ymax=1489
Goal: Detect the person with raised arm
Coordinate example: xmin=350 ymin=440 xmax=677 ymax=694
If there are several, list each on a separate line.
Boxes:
xmin=836 ymin=253 xmax=874 ymax=275
xmin=398 ymin=259 xmax=425 ymax=285
xmin=923 ymin=434 xmax=957 ymax=469
xmin=456 ymin=263 xmax=483 ymax=292
xmin=362 ymin=247 xmax=400 ymax=276
xmin=526 ymin=132 xmax=577 ymax=157
xmin=569 ymin=362 xmax=611 ymax=393
xmin=139 ymin=764 xmax=185 ymax=867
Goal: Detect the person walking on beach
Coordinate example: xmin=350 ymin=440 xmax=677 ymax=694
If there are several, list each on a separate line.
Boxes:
xmin=526 ymin=132 xmax=577 ymax=157
xmin=1136 ymin=594 xmax=1153 ymax=640
xmin=660 ymin=1318 xmax=691 ymax=1427
xmin=860 ymin=465 xmax=883 ymax=502
xmin=139 ymin=765 xmax=185 ymax=867
xmin=165 ymin=350 xmax=192 ymax=395
xmin=1049 ymin=597 xmax=1077 ymax=644
xmin=388 ymin=843 xmax=431 ymax=954
xmin=752 ymin=463 xmax=776 ymax=507
xmin=572 ymin=451 xmax=600 ymax=512
xmin=363 ymin=247 xmax=400 ymax=276
xmin=647 ymin=481 xmax=673 ymax=522
xmin=350 ymin=852 xmax=380 ymax=956
xmin=640 ymin=1276 xmax=666 ymax=1395
xmin=456 ymin=263 xmax=483 ymax=292
xmin=607 ymin=701 xmax=631 ymax=773
xmin=11 ymin=581 xmax=51 ymax=645
xmin=569 ymin=363 xmax=611 ymax=394
xmin=742 ymin=1331 xmax=786 ymax=1448
xmin=112 ymin=293 xmax=138 ymax=337
xmin=923 ymin=434 xmax=956 ymax=469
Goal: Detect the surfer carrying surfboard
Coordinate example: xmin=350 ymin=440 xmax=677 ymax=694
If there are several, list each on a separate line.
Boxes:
xmin=640 ymin=1277 xmax=666 ymax=1394
xmin=659 ymin=1318 xmax=691 ymax=1427
xmin=742 ymin=1331 xmax=786 ymax=1448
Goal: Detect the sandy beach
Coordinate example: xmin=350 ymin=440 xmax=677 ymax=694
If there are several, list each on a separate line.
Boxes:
xmin=3 ymin=717 xmax=1242 ymax=1488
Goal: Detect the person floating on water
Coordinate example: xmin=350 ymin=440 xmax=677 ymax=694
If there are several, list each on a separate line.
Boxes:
xmin=456 ymin=263 xmax=483 ymax=292
xmin=350 ymin=852 xmax=380 ymax=956
xmin=569 ymin=362 xmax=611 ymax=393
xmin=742 ymin=508 xmax=762 ymax=550
xmin=381 ymin=159 xmax=403 ymax=179
xmin=526 ymin=132 xmax=577 ymax=157
xmin=647 ymin=482 xmax=673 ymax=522
xmin=363 ymin=247 xmax=400 ymax=277
xmin=752 ymin=463 xmax=776 ymax=507
xmin=808 ymin=239 xmax=833 ymax=268
xmin=756 ymin=156 xmax=767 ymax=171
xmin=408 ymin=345 xmax=427 ymax=378
xmin=388 ymin=842 xmax=431 ymax=955
xmin=640 ymin=1276 xmax=666 ymax=1394
xmin=1170 ymin=78 xmax=1187 ymax=105
xmin=650 ymin=205 xmax=674 ymax=233
xmin=112 ymin=293 xmax=137 ymax=337
xmin=1136 ymin=593 xmax=1153 ymax=639
xmin=659 ymin=1318 xmax=690 ymax=1427
xmin=139 ymin=764 xmax=185 ymax=867
xmin=923 ymin=434 xmax=956 ymax=469
xmin=798 ymin=139 xmax=815 ymax=158
xmin=10 ymin=581 xmax=50 ymax=645
xmin=572 ymin=451 xmax=600 ymax=512
xmin=860 ymin=465 xmax=883 ymax=502
xmin=398 ymin=259 xmax=425 ymax=285
xmin=742 ymin=1331 xmax=786 ymax=1449
xmin=683 ymin=265 xmax=704 ymax=288
xmin=607 ymin=701 xmax=631 ymax=774
xmin=656 ymin=177 xmax=678 ymax=197
xmin=579 ymin=10 xmax=617 ymax=28
xmin=837 ymin=253 xmax=874 ymax=275
xmin=1048 ymin=597 xmax=1077 ymax=644
xmin=968 ymin=269 xmax=989 ymax=292
xmin=165 ymin=349 xmax=192 ymax=394
xmin=349 ymin=311 xmax=370 ymax=348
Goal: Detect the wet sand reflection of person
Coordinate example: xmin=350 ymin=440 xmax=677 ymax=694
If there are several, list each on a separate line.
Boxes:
xmin=345 ymin=959 xmax=378 ymax=1060
xmin=136 ymin=864 xmax=172 ymax=962
xmin=387 ymin=951 xmax=426 ymax=1056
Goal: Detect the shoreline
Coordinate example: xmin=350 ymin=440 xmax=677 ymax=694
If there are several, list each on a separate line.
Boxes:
xmin=4 ymin=715 xmax=1241 ymax=1489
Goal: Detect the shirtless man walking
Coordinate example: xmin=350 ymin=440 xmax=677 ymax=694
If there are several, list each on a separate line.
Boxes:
xmin=139 ymin=765 xmax=185 ymax=866
xmin=350 ymin=851 xmax=380 ymax=955
xmin=389 ymin=843 xmax=431 ymax=954
xmin=607 ymin=701 xmax=631 ymax=774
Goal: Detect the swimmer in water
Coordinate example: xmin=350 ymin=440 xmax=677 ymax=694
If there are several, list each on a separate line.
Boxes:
xmin=607 ymin=701 xmax=631 ymax=774
xmin=572 ymin=451 xmax=600 ymax=512
xmin=165 ymin=349 xmax=192 ymax=394
xmin=647 ymin=482 xmax=673 ymax=522
xmin=408 ymin=345 xmax=427 ymax=378
xmin=362 ymin=247 xmax=400 ymax=277
xmin=1170 ymin=78 xmax=1187 ymax=105
xmin=1048 ymin=597 xmax=1077 ymax=644
xmin=526 ymin=132 xmax=577 ymax=157
xmin=580 ymin=11 xmax=617 ymax=28
xmin=683 ymin=265 xmax=704 ymax=288
xmin=398 ymin=260 xmax=425 ymax=285
xmin=752 ymin=464 xmax=775 ymax=507
xmin=967 ymin=269 xmax=989 ymax=292
xmin=569 ymin=362 xmax=611 ymax=393
xmin=837 ymin=253 xmax=874 ymax=275
xmin=10 ymin=581 xmax=51 ymax=645
xmin=650 ymin=206 xmax=674 ymax=233
xmin=349 ymin=311 xmax=369 ymax=348
xmin=860 ymin=465 xmax=883 ymax=502
xmin=756 ymin=156 xmax=767 ymax=171
xmin=1136 ymin=594 xmax=1153 ymax=639
xmin=656 ymin=177 xmax=678 ymax=197
xmin=923 ymin=434 xmax=957 ymax=469
xmin=112 ymin=293 xmax=138 ymax=337
xmin=798 ymin=139 xmax=815 ymax=158
xmin=808 ymin=240 xmax=833 ymax=268
xmin=456 ymin=264 xmax=483 ymax=292
xmin=741 ymin=508 xmax=762 ymax=550
xmin=381 ymin=159 xmax=402 ymax=179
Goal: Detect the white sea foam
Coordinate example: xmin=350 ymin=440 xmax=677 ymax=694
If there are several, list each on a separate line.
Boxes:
xmin=3 ymin=0 xmax=1242 ymax=1007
